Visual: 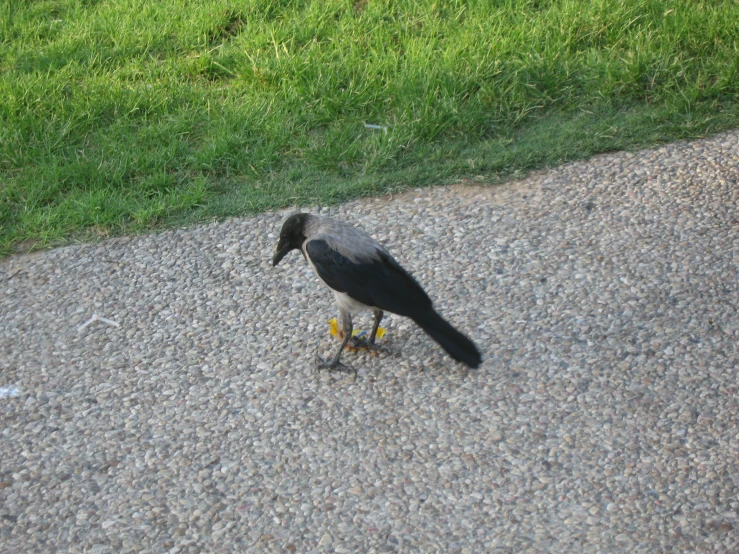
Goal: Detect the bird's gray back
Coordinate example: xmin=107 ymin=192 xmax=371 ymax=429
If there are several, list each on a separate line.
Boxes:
xmin=303 ymin=215 xmax=385 ymax=263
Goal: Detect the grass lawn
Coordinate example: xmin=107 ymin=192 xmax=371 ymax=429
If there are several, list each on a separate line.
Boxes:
xmin=2 ymin=0 xmax=738 ymax=255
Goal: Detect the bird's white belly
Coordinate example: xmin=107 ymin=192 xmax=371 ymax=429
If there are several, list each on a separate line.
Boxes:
xmin=333 ymin=291 xmax=372 ymax=314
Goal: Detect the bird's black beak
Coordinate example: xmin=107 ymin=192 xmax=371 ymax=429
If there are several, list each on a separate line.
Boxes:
xmin=272 ymin=240 xmax=292 ymax=267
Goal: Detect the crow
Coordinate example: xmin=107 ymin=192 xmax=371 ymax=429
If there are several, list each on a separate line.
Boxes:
xmin=272 ymin=213 xmax=482 ymax=371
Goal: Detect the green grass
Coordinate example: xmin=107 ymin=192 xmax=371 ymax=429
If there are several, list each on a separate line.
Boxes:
xmin=2 ymin=0 xmax=739 ymax=254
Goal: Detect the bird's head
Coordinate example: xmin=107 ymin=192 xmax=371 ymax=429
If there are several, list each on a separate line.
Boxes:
xmin=272 ymin=213 xmax=311 ymax=266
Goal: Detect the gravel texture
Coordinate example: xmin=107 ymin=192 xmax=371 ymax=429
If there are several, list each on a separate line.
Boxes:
xmin=1 ymin=131 xmax=739 ymax=553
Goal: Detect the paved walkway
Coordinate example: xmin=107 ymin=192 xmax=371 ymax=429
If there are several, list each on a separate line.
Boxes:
xmin=1 ymin=131 xmax=738 ymax=552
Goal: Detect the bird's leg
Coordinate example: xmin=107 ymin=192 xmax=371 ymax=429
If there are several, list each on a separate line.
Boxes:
xmin=368 ymin=310 xmax=384 ymax=346
xmin=315 ymin=311 xmax=355 ymax=376
xmin=349 ymin=310 xmax=385 ymax=351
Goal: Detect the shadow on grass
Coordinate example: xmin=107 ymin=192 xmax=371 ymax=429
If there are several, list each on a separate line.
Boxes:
xmin=4 ymin=100 xmax=739 ymax=256
xmin=173 ymin=100 xmax=739 ymax=226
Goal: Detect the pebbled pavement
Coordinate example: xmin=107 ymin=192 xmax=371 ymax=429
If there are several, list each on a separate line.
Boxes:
xmin=1 ymin=131 xmax=738 ymax=553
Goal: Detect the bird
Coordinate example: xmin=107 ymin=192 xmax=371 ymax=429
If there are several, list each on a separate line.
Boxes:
xmin=271 ymin=213 xmax=482 ymax=371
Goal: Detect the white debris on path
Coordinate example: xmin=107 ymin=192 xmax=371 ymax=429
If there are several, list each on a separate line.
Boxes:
xmin=0 ymin=386 xmax=19 ymax=398
xmin=77 ymin=313 xmax=120 ymax=332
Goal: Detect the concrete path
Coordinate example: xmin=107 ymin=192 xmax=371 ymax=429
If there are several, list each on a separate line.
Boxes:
xmin=1 ymin=131 xmax=738 ymax=553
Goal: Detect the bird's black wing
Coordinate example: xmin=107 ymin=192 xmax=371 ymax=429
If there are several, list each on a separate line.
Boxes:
xmin=305 ymin=239 xmax=432 ymax=316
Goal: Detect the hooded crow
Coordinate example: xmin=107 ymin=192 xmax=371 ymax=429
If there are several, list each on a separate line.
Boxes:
xmin=272 ymin=213 xmax=482 ymax=370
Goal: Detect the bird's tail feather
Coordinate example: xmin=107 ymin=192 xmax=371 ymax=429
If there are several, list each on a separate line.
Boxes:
xmin=412 ymin=310 xmax=481 ymax=369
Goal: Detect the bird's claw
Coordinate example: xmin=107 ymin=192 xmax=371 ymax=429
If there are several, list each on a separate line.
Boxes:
xmin=347 ymin=336 xmax=375 ymax=350
xmin=314 ymin=356 xmax=357 ymax=379
xmin=348 ymin=338 xmax=396 ymax=358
